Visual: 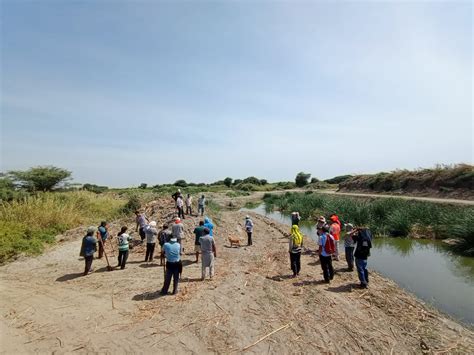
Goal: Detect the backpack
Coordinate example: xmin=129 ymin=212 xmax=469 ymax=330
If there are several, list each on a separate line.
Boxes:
xmin=324 ymin=234 xmax=336 ymax=255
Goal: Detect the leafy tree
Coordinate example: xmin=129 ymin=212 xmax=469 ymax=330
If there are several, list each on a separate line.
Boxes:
xmin=9 ymin=166 xmax=72 ymax=192
xmin=259 ymin=179 xmax=268 ymax=185
xmin=243 ymin=176 xmax=261 ymax=185
xmin=83 ymin=183 xmax=108 ymax=194
xmin=174 ymin=179 xmax=187 ymax=187
xmin=139 ymin=183 xmax=148 ymax=189
xmin=324 ymin=175 xmax=353 ymax=184
xmin=223 ymin=177 xmax=233 ymax=187
xmin=310 ymin=177 xmax=320 ymax=183
xmin=233 ymin=179 xmax=243 ymax=186
xmin=295 ymin=172 xmax=311 ymax=187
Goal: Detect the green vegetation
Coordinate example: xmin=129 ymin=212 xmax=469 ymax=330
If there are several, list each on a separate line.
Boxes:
xmin=339 ymin=164 xmax=474 ymax=198
xmin=0 ymin=191 xmax=126 ymax=263
xmin=7 ymin=166 xmax=72 ymax=192
xmin=324 ymin=174 xmax=353 ymax=185
xmin=263 ymin=192 xmax=474 ymax=256
xmin=295 ymin=172 xmax=311 ymax=187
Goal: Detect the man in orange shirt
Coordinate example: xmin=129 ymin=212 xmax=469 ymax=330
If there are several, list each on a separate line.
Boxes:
xmin=329 ymin=214 xmax=341 ymax=261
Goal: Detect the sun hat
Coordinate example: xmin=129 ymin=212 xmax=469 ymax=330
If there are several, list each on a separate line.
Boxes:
xmin=170 ymin=237 xmax=178 ymax=242
xmin=345 ymin=223 xmax=354 ymax=232
xmin=87 ymin=226 xmax=96 ymax=234
xmin=150 ymin=221 xmax=157 ymax=227
xmin=318 ymin=216 xmax=326 ymax=223
xmin=175 ymin=218 xmax=181 ymax=223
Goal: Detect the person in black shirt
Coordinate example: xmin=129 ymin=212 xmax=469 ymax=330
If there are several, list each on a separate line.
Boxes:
xmin=351 ymin=227 xmax=373 ymax=289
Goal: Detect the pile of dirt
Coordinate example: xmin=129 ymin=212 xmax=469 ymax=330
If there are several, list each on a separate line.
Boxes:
xmin=0 ymin=200 xmax=473 ymax=353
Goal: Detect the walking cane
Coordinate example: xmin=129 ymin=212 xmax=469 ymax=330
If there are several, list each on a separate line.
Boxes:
xmin=99 ymin=238 xmax=114 ymax=271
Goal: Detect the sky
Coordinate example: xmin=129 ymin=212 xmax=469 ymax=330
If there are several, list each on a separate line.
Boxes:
xmin=1 ymin=1 xmax=472 ymax=187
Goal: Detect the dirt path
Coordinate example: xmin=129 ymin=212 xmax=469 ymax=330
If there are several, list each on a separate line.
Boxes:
xmin=1 ymin=201 xmax=473 ymax=354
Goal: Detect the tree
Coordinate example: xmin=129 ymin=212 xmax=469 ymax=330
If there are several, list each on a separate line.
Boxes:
xmin=83 ymin=183 xmax=108 ymax=194
xmin=243 ymin=176 xmax=261 ymax=185
xmin=310 ymin=177 xmax=320 ymax=184
xmin=223 ymin=177 xmax=233 ymax=187
xmin=139 ymin=183 xmax=147 ymax=189
xmin=295 ymin=172 xmax=311 ymax=187
xmin=233 ymin=179 xmax=243 ymax=186
xmin=9 ymin=166 xmax=72 ymax=192
xmin=174 ymin=179 xmax=187 ymax=187
xmin=259 ymin=179 xmax=268 ymax=185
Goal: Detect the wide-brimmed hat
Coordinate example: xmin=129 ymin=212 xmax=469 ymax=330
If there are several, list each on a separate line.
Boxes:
xmin=150 ymin=221 xmax=157 ymax=227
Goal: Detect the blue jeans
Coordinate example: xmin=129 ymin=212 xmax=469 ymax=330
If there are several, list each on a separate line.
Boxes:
xmin=355 ymin=258 xmax=369 ymax=286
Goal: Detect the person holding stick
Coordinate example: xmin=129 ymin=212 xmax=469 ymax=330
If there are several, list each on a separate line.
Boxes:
xmin=97 ymin=221 xmax=109 ymax=259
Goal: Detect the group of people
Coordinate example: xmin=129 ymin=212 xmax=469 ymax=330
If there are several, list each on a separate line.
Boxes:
xmin=289 ymin=213 xmax=373 ymax=289
xmin=171 ymin=189 xmax=206 ymax=219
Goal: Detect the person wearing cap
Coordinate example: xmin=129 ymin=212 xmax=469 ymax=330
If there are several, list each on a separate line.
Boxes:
xmin=172 ymin=218 xmax=185 ymax=253
xmin=160 ymin=237 xmax=182 ymax=295
xmin=176 ymin=194 xmax=185 ymax=219
xmin=145 ymin=221 xmax=158 ymax=262
xmin=97 ymin=221 xmax=109 ymax=259
xmin=316 ymin=216 xmax=327 ymax=244
xmin=117 ymin=226 xmax=133 ymax=269
xmin=198 ymin=195 xmax=206 ymax=216
xmin=245 ymin=216 xmax=254 ymax=246
xmin=199 ymin=227 xmax=217 ymax=280
xmin=193 ymin=221 xmax=206 ymax=262
xmin=135 ymin=210 xmax=149 ymax=243
xmin=80 ymin=226 xmax=98 ymax=276
xmin=329 ymin=214 xmax=341 ymax=260
xmin=344 ymin=223 xmax=356 ymax=271
xmin=318 ymin=224 xmax=335 ymax=283
xmin=291 ymin=212 xmax=301 ymax=226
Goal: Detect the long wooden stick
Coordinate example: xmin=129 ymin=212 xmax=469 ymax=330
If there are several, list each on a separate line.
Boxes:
xmin=242 ymin=323 xmax=291 ymax=351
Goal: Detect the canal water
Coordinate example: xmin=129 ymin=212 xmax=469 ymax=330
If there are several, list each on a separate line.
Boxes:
xmin=243 ymin=204 xmax=474 ymax=326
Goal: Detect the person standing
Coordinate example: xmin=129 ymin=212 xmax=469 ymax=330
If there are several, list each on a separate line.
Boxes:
xmin=204 ymin=217 xmax=214 ymax=237
xmin=198 ymin=195 xmax=206 ymax=216
xmin=329 ymin=215 xmax=341 ymax=260
xmin=176 ymin=195 xmax=185 ymax=219
xmin=97 ymin=221 xmax=109 ymax=259
xmin=135 ymin=210 xmax=149 ymax=243
xmin=245 ymin=216 xmax=254 ymax=246
xmin=185 ymin=194 xmax=193 ymax=216
xmin=171 ymin=189 xmax=181 ymax=202
xmin=158 ymin=224 xmax=171 ymax=266
xmin=318 ymin=225 xmax=335 ymax=283
xmin=80 ymin=226 xmax=98 ymax=276
xmin=352 ymin=227 xmax=373 ymax=288
xmin=117 ymin=226 xmax=132 ymax=269
xmin=344 ymin=223 xmax=356 ymax=271
xmin=199 ymin=228 xmax=217 ymax=280
xmin=172 ymin=218 xmax=185 ymax=253
xmin=145 ymin=221 xmax=158 ymax=262
xmin=160 ymin=237 xmax=182 ymax=295
xmin=193 ymin=221 xmax=206 ymax=262
xmin=289 ymin=225 xmax=303 ymax=277
xmin=291 ymin=212 xmax=301 ymax=226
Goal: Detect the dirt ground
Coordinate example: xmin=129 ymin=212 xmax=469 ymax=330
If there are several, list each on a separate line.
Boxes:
xmin=1 ymin=199 xmax=473 ymax=354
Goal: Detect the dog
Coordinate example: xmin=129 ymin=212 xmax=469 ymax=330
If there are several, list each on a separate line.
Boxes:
xmin=228 ymin=236 xmax=241 ymax=247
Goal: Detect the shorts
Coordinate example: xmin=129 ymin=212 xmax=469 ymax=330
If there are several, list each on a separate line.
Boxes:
xmin=194 ymin=245 xmax=201 ymax=253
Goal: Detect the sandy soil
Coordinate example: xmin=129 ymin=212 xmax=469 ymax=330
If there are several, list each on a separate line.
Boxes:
xmin=1 ymin=199 xmax=473 ymax=354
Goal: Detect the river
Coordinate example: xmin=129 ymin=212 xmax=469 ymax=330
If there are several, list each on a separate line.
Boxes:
xmin=243 ymin=204 xmax=474 ymax=326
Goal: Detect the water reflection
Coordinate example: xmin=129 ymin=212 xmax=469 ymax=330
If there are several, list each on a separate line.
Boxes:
xmin=242 ymin=204 xmax=474 ymax=326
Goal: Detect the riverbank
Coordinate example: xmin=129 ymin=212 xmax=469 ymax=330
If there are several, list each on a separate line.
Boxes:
xmin=1 ymin=198 xmax=473 ymax=353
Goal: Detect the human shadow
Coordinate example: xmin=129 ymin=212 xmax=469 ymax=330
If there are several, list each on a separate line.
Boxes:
xmin=139 ymin=263 xmax=161 ymax=268
xmin=302 ymin=249 xmax=318 ymax=257
xmin=307 ymin=260 xmax=320 ymax=266
xmin=181 ymin=277 xmax=203 ymax=283
xmin=224 ymin=245 xmax=242 ymax=249
xmin=327 ymin=284 xmax=354 ymax=293
xmin=292 ymin=279 xmax=326 ymax=287
xmin=56 ymin=273 xmax=84 ymax=282
xmin=132 ymin=290 xmax=164 ymax=301
xmin=181 ymin=260 xmax=195 ymax=267
xmin=266 ymin=275 xmax=295 ymax=282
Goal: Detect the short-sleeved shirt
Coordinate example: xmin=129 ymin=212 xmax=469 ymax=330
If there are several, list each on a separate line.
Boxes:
xmin=98 ymin=226 xmax=108 ymax=241
xmin=199 ymin=235 xmax=215 ymax=255
xmin=186 ymin=197 xmax=192 ymax=206
xmin=194 ymin=226 xmax=206 ymax=245
xmin=172 ymin=223 xmax=184 ymax=239
xmin=198 ymin=197 xmax=205 ymax=206
xmin=176 ymin=197 xmax=184 ymax=208
xmin=344 ymin=232 xmax=356 ymax=248
xmin=117 ymin=233 xmax=132 ymax=251
xmin=318 ymin=233 xmax=334 ymax=257
xmin=163 ymin=242 xmax=181 ymax=262
xmin=330 ymin=223 xmax=341 ymax=241
xmin=145 ymin=226 xmax=158 ymax=243
xmin=159 ymin=230 xmax=171 ymax=246
xmin=204 ymin=221 xmax=214 ymax=237
xmin=83 ymin=236 xmax=97 ymax=256
xmin=136 ymin=215 xmax=147 ymax=228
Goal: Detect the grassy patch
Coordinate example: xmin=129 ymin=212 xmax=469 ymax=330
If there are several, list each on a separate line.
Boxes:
xmin=262 ymin=192 xmax=474 ymax=256
xmin=0 ymin=191 xmax=126 ymax=263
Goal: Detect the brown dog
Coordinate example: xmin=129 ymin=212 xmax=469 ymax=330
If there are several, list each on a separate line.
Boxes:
xmin=228 ymin=236 xmax=241 ymax=247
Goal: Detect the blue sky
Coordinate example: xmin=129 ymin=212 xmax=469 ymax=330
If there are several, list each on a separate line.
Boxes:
xmin=1 ymin=1 xmax=472 ymax=187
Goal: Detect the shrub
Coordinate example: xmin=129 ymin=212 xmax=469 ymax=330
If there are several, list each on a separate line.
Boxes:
xmin=295 ymin=172 xmax=311 ymax=187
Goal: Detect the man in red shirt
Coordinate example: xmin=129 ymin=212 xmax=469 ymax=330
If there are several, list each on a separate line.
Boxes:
xmin=329 ymin=214 xmax=341 ymax=261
